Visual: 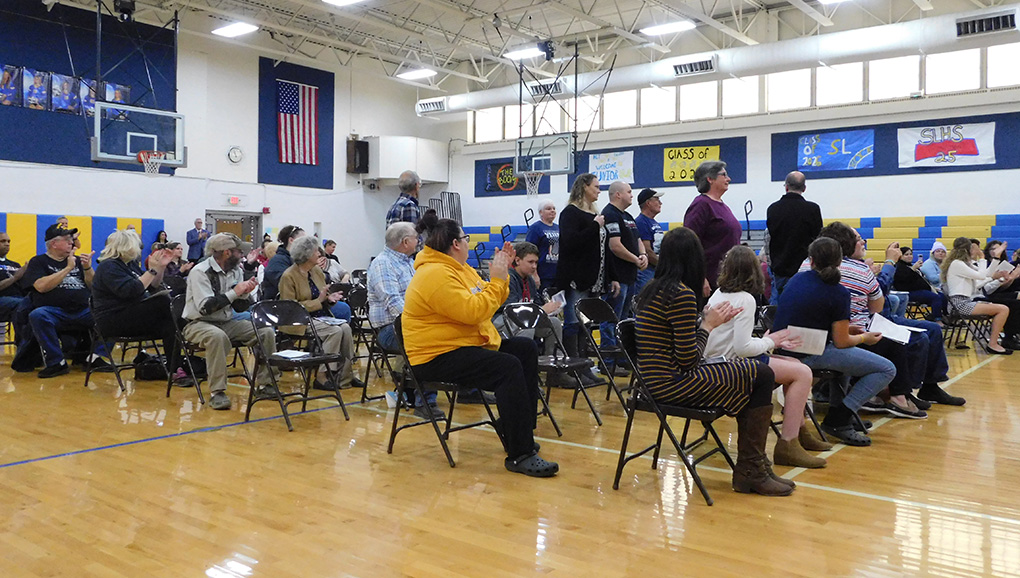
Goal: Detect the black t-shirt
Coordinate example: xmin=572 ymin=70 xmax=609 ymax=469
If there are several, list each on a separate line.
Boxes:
xmin=602 ymin=203 xmax=640 ymax=284
xmin=23 ymin=254 xmax=91 ymax=312
xmin=0 ymin=257 xmax=23 ymax=297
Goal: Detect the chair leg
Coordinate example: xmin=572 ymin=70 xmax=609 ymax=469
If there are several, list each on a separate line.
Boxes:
xmin=651 ymin=421 xmax=666 ymax=469
xmin=612 ymin=403 xmax=638 ymax=490
xmin=571 ymin=373 xmax=603 ymax=426
xmin=704 ymin=422 xmax=736 ymax=469
xmin=535 ymin=378 xmax=562 ymax=437
xmin=660 ymin=419 xmax=715 ymax=506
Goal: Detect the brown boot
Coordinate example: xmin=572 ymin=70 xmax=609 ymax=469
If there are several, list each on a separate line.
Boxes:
xmin=765 ymin=456 xmax=796 ymax=488
xmin=774 ymin=437 xmax=827 ymax=468
xmin=732 ymin=405 xmax=794 ymax=496
xmin=799 ymin=423 xmax=834 ymax=451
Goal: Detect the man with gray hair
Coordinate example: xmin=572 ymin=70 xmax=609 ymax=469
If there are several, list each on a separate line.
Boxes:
xmin=385 ymin=170 xmax=422 ymax=227
xmin=600 ymin=180 xmax=646 ymax=351
xmin=183 ymin=232 xmax=275 ymax=410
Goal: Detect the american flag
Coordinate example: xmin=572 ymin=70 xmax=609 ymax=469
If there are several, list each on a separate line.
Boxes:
xmin=277 ymin=79 xmax=318 ymax=165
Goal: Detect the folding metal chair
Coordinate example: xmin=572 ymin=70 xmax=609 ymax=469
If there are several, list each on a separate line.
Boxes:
xmin=612 ymin=319 xmax=735 ymax=506
xmin=248 ymin=300 xmax=351 ymax=431
xmin=83 ymin=296 xmax=163 ymax=392
xmin=350 ymin=269 xmax=368 ymax=287
xmin=165 ymin=294 xmax=252 ymax=404
xmin=574 ymin=298 xmax=630 ymax=402
xmin=386 ymin=315 xmax=503 ymax=467
xmin=943 ymin=308 xmax=992 ymax=350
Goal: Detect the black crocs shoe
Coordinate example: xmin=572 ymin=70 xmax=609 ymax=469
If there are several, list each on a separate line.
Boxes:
xmin=505 ymin=453 xmax=559 ymax=477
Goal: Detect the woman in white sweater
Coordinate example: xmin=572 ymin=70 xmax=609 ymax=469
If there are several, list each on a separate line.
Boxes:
xmin=705 ymin=245 xmax=829 ymax=468
xmin=942 ymin=236 xmax=1020 ymax=355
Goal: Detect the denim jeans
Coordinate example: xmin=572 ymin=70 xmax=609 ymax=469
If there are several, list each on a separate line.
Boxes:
xmin=894 ymin=315 xmax=949 ymax=385
xmin=599 ymin=282 xmax=634 ymax=348
xmin=800 ymin=343 xmax=897 ymax=412
xmin=377 ymin=323 xmax=435 ymax=407
xmin=0 ymin=295 xmax=26 ymax=318
xmin=635 ymin=269 xmax=654 ymax=297
xmin=769 ymin=274 xmax=791 ymax=306
xmin=330 ymin=301 xmax=352 ymax=322
xmin=27 ymin=306 xmax=96 ymax=368
xmin=562 ymin=286 xmax=596 ymax=337
xmin=908 ymin=290 xmax=945 ymax=321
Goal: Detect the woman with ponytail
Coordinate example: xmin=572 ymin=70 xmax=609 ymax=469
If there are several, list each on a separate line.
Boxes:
xmin=771 ymin=237 xmax=896 ymax=447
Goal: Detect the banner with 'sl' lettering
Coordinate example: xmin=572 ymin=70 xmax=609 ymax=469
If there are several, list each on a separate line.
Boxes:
xmin=897 ymin=122 xmax=995 ymax=168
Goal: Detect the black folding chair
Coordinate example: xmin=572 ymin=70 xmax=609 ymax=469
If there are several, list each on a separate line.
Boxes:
xmin=613 ymin=319 xmax=735 ymax=506
xmin=350 ymin=269 xmax=368 ymax=287
xmin=943 ymin=308 xmax=992 ymax=350
xmin=386 ymin=315 xmax=503 ymax=467
xmin=83 ymin=296 xmax=163 ymax=392
xmin=248 ymin=300 xmax=351 ymax=431
xmin=575 ymin=298 xmax=629 ymax=402
xmin=359 ymin=316 xmax=395 ymax=403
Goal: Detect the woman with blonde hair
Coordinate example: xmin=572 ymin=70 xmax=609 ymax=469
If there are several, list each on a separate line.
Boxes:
xmin=941 ymin=236 xmax=1019 ymax=354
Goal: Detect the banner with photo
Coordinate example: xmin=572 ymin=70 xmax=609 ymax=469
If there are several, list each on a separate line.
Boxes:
xmin=898 ymin=122 xmax=996 ymax=167
xmin=22 ymin=68 xmax=50 ymax=110
xmin=1 ymin=65 xmax=22 ymax=106
xmin=80 ymin=79 xmax=98 ymax=117
xmin=798 ymin=129 xmax=874 ymax=172
xmin=104 ymin=81 xmax=131 ymax=120
xmin=50 ymin=73 xmax=80 ymax=114
xmin=589 ymin=151 xmax=634 ymax=183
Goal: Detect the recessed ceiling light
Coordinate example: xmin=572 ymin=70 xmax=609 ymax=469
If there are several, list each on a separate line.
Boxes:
xmin=322 ymin=0 xmax=366 ymax=6
xmin=639 ymin=21 xmax=696 ymax=36
xmin=818 ymin=0 xmax=848 ymax=4
xmin=396 ymin=68 xmax=438 ymax=80
xmin=211 ymin=22 xmax=259 ymax=37
xmin=504 ymin=46 xmax=545 ymax=60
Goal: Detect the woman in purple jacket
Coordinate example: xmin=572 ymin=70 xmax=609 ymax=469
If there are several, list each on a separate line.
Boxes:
xmin=683 ymin=161 xmax=742 ymax=290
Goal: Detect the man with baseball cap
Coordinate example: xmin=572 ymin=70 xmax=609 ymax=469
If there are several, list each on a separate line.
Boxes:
xmin=634 ymin=188 xmax=664 ymax=293
xmin=182 ymin=233 xmax=276 ymax=410
xmin=21 ymin=224 xmax=96 ymax=378
xmin=920 ymin=240 xmax=947 ymax=291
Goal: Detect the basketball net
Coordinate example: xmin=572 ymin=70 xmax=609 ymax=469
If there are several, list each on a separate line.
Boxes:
xmin=137 ymin=150 xmax=167 ymax=175
xmin=523 ymin=171 xmax=543 ymax=198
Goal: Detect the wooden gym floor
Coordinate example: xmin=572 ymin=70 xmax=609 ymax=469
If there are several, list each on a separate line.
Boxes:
xmin=0 ymin=342 xmax=1018 ymax=577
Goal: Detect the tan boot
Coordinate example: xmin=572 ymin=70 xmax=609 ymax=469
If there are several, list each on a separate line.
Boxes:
xmin=799 ymin=423 xmax=834 ymax=451
xmin=732 ymin=405 xmax=794 ymax=496
xmin=774 ymin=437 xmax=827 ymax=469
xmin=764 ymin=456 xmax=795 ymax=488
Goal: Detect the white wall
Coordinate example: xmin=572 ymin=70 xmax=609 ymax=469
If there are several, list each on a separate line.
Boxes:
xmin=450 ymin=90 xmax=1020 ymax=230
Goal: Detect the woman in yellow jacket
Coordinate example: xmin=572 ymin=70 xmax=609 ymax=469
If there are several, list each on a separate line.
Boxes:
xmin=403 ymin=218 xmax=559 ymax=478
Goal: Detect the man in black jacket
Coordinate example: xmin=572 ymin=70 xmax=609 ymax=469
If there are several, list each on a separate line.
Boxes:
xmin=766 ymin=171 xmax=822 ymax=304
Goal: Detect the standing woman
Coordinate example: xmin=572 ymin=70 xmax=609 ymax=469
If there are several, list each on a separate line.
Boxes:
xmin=556 ymin=173 xmax=616 ymax=385
xmin=634 ymin=227 xmax=791 ymax=496
xmin=683 ymin=161 xmax=742 ymax=290
xmin=941 ymin=237 xmax=1019 ymax=354
xmin=525 ymin=200 xmax=559 ymax=292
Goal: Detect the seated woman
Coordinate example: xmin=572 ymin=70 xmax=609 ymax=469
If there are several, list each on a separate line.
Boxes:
xmin=942 ymin=237 xmax=1020 ymax=354
xmin=634 ymin=227 xmax=792 ymax=496
xmin=278 ymin=235 xmax=363 ymax=389
xmin=163 ymin=242 xmax=193 ymax=278
xmin=704 ymin=245 xmax=830 ymax=469
xmin=91 ymin=229 xmax=184 ymax=382
xmin=893 ymin=246 xmax=944 ymax=321
xmin=773 ymin=237 xmax=896 ymax=446
xmin=403 ymin=218 xmax=558 ymax=478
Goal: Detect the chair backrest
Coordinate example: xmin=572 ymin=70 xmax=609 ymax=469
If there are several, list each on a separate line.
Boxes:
xmin=170 ymin=294 xmax=189 ymax=330
xmin=164 ymin=275 xmax=188 ymax=297
xmin=502 ymin=302 xmax=552 ymax=332
xmin=251 ymin=299 xmax=322 ymax=354
xmin=351 ymin=269 xmax=368 ymax=287
xmin=347 ymin=286 xmax=369 ymax=311
xmin=576 ymin=297 xmax=619 ymax=325
xmin=616 ymin=318 xmax=639 ymax=367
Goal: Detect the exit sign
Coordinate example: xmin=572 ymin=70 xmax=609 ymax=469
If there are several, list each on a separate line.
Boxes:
xmin=221 ymin=193 xmax=248 ymax=207
xmin=228 ymin=196 xmax=241 ymax=205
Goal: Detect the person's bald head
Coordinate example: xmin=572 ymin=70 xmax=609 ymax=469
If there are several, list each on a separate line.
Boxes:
xmin=785 ymin=171 xmax=806 ymax=194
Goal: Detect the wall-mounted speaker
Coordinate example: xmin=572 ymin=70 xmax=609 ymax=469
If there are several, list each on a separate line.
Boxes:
xmin=346 ymin=140 xmax=368 ymax=174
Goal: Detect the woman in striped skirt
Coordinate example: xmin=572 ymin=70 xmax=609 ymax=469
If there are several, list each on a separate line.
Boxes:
xmin=634 ymin=227 xmax=791 ymax=497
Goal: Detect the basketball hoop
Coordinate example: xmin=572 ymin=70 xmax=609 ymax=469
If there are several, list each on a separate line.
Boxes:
xmin=522 ymin=171 xmax=543 ymax=198
xmin=137 ymin=150 xmax=167 ymax=175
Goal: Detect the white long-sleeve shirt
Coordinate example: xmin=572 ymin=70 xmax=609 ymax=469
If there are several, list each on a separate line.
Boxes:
xmin=944 ymin=259 xmax=993 ymax=298
xmin=704 ymin=290 xmax=774 ymax=359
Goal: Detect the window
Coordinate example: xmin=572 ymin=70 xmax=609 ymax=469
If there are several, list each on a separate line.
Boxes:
xmin=678 ymin=81 xmax=718 ymax=120
xmin=869 ymin=55 xmax=920 ymax=101
xmin=534 ymin=100 xmax=562 ymax=135
xmin=988 ymin=43 xmax=1020 ymax=87
xmin=767 ymin=69 xmax=811 ymax=111
xmin=474 ymin=107 xmax=503 ymax=142
xmin=722 ymin=75 xmax=759 ymax=116
xmin=601 ymin=90 xmax=637 ymax=129
xmin=504 ymin=104 xmax=533 ymax=140
xmin=817 ymin=62 xmax=863 ymax=106
xmin=926 ymin=49 xmax=979 ymax=94
xmin=567 ymin=95 xmax=601 ymax=132
xmin=640 ymin=86 xmax=677 ymax=125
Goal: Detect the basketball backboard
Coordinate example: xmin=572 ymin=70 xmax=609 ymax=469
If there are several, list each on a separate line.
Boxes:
xmin=91 ymin=101 xmax=187 ymax=167
xmin=514 ymin=132 xmax=574 ymax=176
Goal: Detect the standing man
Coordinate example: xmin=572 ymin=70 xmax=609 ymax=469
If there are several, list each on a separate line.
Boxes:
xmin=919 ymin=241 xmax=946 ymax=291
xmin=0 ymin=232 xmax=26 ymax=318
xmin=386 ymin=170 xmax=422 ymax=227
xmin=634 ymin=188 xmax=664 ymax=294
xmin=186 ymin=218 xmax=210 ymax=264
xmin=600 ymin=181 xmax=647 ymax=348
xmin=766 ymin=171 xmax=822 ymax=304
xmin=182 ymin=233 xmax=276 ymax=410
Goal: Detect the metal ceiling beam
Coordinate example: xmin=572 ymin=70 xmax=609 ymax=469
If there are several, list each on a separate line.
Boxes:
xmin=911 ymin=0 xmax=935 ymax=11
xmin=646 ymin=0 xmax=758 ymax=45
xmin=545 ymin=0 xmax=670 ymax=53
xmin=785 ymin=0 xmax=834 ymax=26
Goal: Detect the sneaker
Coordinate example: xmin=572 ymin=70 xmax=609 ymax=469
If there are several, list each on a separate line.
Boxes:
xmin=906 ymin=393 xmax=932 ymax=411
xmin=459 ymin=389 xmax=496 ymax=405
xmin=860 ymin=397 xmax=887 ymax=413
xmin=87 ymin=354 xmax=112 ymax=371
xmin=883 ymin=399 xmax=927 ymax=419
xmin=579 ymin=370 xmax=606 ymax=387
xmin=209 ymin=392 xmax=231 ymax=410
xmin=918 ymin=385 xmax=966 ymax=406
xmin=38 ymin=361 xmax=70 ymax=379
xmin=313 ymin=379 xmax=338 ymax=391
xmin=413 ymin=403 xmax=446 ymax=420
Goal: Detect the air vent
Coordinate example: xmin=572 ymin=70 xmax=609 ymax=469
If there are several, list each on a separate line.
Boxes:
xmin=528 ymin=81 xmax=565 ymax=97
xmin=673 ymin=56 xmax=716 ymax=77
xmin=956 ymin=11 xmax=1016 ymax=37
xmin=415 ymin=97 xmax=447 ymax=115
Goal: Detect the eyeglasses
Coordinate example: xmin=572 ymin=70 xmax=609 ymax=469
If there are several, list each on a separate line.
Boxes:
xmin=457 ymin=234 xmax=470 ymax=243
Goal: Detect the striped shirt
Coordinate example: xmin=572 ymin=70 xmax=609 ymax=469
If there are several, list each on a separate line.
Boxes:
xmin=800 ymin=257 xmax=880 ymax=329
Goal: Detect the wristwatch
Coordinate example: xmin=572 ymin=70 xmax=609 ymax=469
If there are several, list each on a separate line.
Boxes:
xmin=147 ymin=268 xmax=158 ymax=276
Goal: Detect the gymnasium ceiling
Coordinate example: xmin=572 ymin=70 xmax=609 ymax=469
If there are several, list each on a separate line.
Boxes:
xmin=57 ymin=0 xmax=1020 ymax=90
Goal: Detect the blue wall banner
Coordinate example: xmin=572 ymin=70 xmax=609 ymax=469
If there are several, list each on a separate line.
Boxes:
xmin=798 ymin=129 xmax=874 ymax=172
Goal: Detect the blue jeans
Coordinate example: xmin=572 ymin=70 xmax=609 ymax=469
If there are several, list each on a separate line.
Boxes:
xmin=27 ymin=306 xmax=96 ymax=368
xmin=562 ymin=286 xmax=596 ymax=337
xmin=635 ymin=269 xmax=654 ymax=296
xmin=894 ymin=315 xmax=949 ymax=385
xmin=800 ymin=343 xmax=897 ymax=413
xmin=331 ymin=301 xmax=352 ymax=322
xmin=377 ymin=323 xmax=435 ymax=407
xmin=908 ymin=290 xmax=945 ymax=321
xmin=769 ymin=273 xmax=791 ymax=306
xmin=0 ymin=295 xmax=26 ymax=318
xmin=600 ymin=282 xmax=634 ymax=348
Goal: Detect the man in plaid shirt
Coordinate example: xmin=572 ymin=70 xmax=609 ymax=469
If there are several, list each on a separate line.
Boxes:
xmin=385 ymin=170 xmax=422 ymax=227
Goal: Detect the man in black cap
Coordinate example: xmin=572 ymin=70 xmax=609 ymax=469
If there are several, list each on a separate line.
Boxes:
xmin=21 ymin=224 xmax=96 ymax=378
xmin=634 ymin=188 xmax=664 ymax=293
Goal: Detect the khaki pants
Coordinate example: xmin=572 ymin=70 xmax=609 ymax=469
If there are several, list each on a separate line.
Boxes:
xmin=183 ymin=319 xmax=275 ymax=393
xmin=312 ymin=319 xmax=355 ymax=386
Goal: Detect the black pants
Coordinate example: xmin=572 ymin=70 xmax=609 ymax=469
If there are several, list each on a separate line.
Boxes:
xmin=863 ymin=338 xmax=918 ymax=396
xmin=95 ymin=294 xmax=179 ymax=372
xmin=412 ymin=337 xmax=539 ymax=459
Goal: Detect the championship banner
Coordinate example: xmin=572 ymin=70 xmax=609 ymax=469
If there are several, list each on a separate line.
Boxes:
xmin=798 ymin=130 xmax=874 ymax=172
xmin=589 ymin=151 xmax=634 ymax=183
xmin=483 ymin=161 xmax=525 ymax=193
xmin=898 ymin=122 xmax=996 ymax=167
xmin=662 ymin=145 xmax=720 ymax=182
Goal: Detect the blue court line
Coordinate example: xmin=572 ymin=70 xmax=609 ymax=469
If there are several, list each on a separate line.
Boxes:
xmin=0 ymin=398 xmax=364 ymax=471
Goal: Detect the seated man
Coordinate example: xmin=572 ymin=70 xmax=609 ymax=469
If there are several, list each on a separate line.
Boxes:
xmin=0 ymin=231 xmax=26 ymax=320
xmin=367 ymin=222 xmax=442 ymax=418
xmin=21 ymin=225 xmax=97 ymax=377
xmin=182 ymin=233 xmax=276 ymax=410
xmin=496 ymin=241 xmax=564 ymax=354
